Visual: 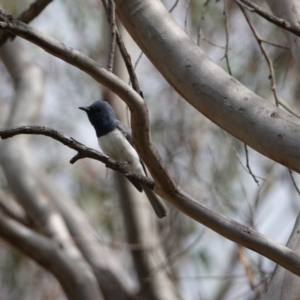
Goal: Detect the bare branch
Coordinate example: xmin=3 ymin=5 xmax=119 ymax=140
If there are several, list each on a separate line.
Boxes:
xmin=169 ymin=0 xmax=180 ymax=13
xmin=184 ymin=0 xmax=191 ymax=33
xmin=239 ymin=6 xmax=280 ymax=106
xmin=0 ymin=125 xmax=155 ymax=190
xmin=289 ymin=170 xmax=300 ymax=196
xmin=234 ymin=0 xmax=300 ymax=37
xmin=261 ymin=39 xmax=289 ymax=49
xmin=0 ymin=0 xmax=52 ymax=46
xmin=0 ymin=210 xmax=101 ymax=300
xmin=239 ymin=6 xmax=300 ymax=119
xmin=0 ymin=191 xmax=32 ymax=227
xmin=197 ymin=0 xmax=211 ymax=46
xmin=101 ymin=1 xmax=142 ymax=95
xmin=222 ymin=0 xmax=232 ymax=75
xmin=244 ymin=144 xmax=260 ymax=186
xmin=107 ymin=0 xmax=117 ymax=72
xmin=222 ymin=131 xmax=263 ymax=182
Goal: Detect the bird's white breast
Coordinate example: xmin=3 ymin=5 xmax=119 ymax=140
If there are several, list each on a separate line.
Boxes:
xmin=98 ymin=129 xmax=144 ymax=174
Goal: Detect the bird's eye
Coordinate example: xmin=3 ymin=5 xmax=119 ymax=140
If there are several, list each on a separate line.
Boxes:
xmin=95 ymin=108 xmax=102 ymax=113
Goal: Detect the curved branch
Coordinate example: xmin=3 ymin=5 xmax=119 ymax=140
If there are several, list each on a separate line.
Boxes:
xmin=0 ymin=191 xmax=31 ymax=227
xmin=0 ymin=126 xmax=155 ymax=189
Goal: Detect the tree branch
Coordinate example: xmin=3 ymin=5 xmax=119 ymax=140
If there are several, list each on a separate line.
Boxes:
xmin=0 ymin=125 xmax=155 ymax=189
xmin=100 ymin=0 xmax=142 ymax=94
xmin=0 ymin=0 xmax=53 ymax=46
xmin=0 ymin=191 xmax=32 ymax=227
xmin=235 ymin=0 xmax=300 ymax=37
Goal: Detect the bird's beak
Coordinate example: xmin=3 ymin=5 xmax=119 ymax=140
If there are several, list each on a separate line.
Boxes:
xmin=79 ymin=106 xmax=90 ymax=112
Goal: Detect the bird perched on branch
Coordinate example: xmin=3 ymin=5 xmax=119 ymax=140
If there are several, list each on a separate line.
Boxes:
xmin=79 ymin=100 xmax=168 ymax=218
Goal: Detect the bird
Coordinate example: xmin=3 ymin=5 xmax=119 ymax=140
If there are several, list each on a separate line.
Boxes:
xmin=79 ymin=100 xmax=168 ymax=218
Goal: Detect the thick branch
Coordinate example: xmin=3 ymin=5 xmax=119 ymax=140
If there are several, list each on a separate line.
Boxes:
xmin=0 ymin=126 xmax=155 ymax=189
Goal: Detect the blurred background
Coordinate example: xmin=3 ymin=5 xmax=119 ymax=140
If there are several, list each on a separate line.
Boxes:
xmin=0 ymin=0 xmax=300 ymax=299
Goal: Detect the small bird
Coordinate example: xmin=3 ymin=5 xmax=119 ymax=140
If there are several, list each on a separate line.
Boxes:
xmin=79 ymin=100 xmax=168 ymax=218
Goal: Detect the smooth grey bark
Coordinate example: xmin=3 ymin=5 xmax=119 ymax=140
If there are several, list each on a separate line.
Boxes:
xmin=264 ymin=214 xmax=300 ymax=300
xmin=115 ymin=0 xmax=300 ymax=174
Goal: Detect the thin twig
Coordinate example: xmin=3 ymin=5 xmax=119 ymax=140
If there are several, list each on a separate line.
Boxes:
xmin=184 ymin=0 xmax=191 ymax=33
xmin=223 ymin=130 xmax=262 ymax=183
xmin=0 ymin=0 xmax=53 ymax=46
xmin=201 ymin=37 xmax=227 ymax=49
xmin=134 ymin=51 xmax=144 ymax=70
xmin=241 ymin=9 xmax=299 ymax=119
xmin=145 ymin=230 xmax=205 ymax=279
xmin=197 ymin=0 xmax=212 ymax=46
xmin=222 ymin=0 xmax=232 ymax=75
xmin=261 ymin=39 xmax=289 ymax=50
xmin=0 ymin=126 xmax=155 ymax=189
xmin=276 ymin=100 xmax=300 ymax=119
xmin=289 ymin=170 xmax=300 ymax=196
xmin=101 ymin=0 xmax=141 ymax=95
xmin=234 ymin=0 xmax=300 ymax=37
xmin=244 ymin=144 xmax=260 ymax=186
xmin=107 ymin=0 xmax=116 ymax=72
xmin=169 ymin=0 xmax=180 ymax=13
xmin=115 ymin=31 xmax=141 ymax=95
xmin=239 ymin=7 xmax=297 ymax=117
xmin=240 ymin=6 xmax=280 ymax=106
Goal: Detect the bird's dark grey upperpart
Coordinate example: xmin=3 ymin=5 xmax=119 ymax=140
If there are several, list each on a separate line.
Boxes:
xmin=79 ymin=100 xmax=118 ymax=137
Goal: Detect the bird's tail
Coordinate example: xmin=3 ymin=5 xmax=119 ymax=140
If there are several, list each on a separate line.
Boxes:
xmin=143 ymin=187 xmax=168 ymax=218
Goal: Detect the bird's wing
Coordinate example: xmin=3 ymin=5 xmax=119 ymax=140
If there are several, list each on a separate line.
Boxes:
xmin=116 ymin=120 xmax=134 ymax=147
xmin=116 ymin=120 xmax=148 ymax=176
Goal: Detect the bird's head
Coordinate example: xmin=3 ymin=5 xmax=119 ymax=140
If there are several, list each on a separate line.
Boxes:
xmin=79 ymin=100 xmax=117 ymax=136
